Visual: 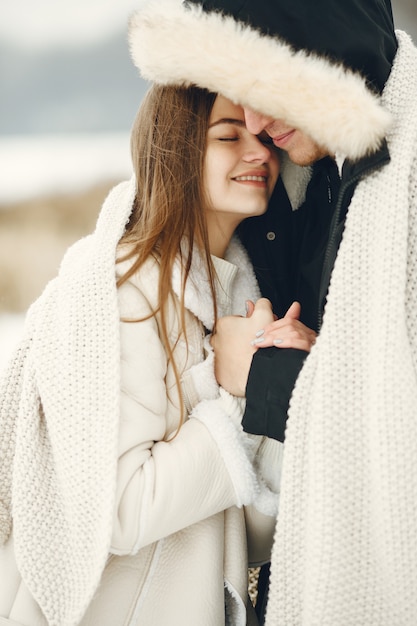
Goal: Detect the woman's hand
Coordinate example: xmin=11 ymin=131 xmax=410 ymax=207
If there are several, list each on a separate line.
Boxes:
xmin=210 ymin=298 xmax=275 ymax=396
xmin=250 ymin=302 xmax=317 ymax=352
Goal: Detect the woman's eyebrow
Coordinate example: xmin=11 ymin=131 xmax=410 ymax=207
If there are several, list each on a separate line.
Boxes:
xmin=208 ymin=118 xmax=246 ymax=129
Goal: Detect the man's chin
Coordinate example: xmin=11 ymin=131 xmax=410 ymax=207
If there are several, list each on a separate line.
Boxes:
xmin=287 ymin=153 xmax=317 ymax=167
xmin=287 ymin=146 xmax=329 ymax=167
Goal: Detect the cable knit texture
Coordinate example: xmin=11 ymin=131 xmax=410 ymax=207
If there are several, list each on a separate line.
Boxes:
xmin=265 ymin=31 xmax=417 ymax=626
xmin=0 ymin=180 xmax=134 ymax=626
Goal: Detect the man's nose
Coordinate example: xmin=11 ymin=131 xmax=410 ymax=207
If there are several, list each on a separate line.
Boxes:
xmin=243 ymin=108 xmax=275 ymax=135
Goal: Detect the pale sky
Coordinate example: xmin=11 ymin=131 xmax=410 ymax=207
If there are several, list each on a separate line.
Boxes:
xmin=0 ymin=0 xmax=140 ymax=49
xmin=0 ymin=1 xmax=415 ymax=50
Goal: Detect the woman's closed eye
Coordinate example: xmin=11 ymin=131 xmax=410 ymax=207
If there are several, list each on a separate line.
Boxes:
xmin=217 ymin=136 xmax=239 ymax=142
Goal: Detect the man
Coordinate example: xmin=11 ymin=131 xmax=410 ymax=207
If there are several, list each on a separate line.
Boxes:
xmin=129 ymin=2 xmax=417 ymax=624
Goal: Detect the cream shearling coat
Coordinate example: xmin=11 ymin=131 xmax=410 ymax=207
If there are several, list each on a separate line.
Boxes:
xmin=0 ymin=178 xmax=281 ymax=626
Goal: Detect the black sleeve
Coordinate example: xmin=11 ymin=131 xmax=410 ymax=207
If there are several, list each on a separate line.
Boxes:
xmin=242 ymin=347 xmax=307 ymax=442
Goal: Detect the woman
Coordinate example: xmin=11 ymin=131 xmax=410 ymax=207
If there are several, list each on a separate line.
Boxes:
xmin=0 ymin=84 xmax=314 ymax=626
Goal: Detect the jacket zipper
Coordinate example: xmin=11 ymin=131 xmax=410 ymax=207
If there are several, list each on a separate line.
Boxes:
xmin=316 ymin=141 xmax=391 ymax=330
xmin=317 ymin=175 xmax=358 ymax=329
xmin=317 ymin=164 xmax=387 ymax=330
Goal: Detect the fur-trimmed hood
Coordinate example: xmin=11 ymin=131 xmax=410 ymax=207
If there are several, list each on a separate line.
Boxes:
xmin=129 ymin=0 xmax=396 ymax=159
xmin=129 ymin=0 xmax=397 ymax=161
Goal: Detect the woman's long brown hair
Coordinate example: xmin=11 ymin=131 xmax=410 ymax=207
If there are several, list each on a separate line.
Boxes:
xmin=117 ymin=84 xmax=218 ymax=430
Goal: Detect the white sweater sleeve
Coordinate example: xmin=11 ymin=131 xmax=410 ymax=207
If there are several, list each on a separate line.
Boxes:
xmin=111 ymin=282 xmax=258 ymax=556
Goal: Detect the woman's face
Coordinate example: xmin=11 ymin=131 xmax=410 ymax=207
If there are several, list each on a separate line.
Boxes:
xmin=204 ymin=94 xmax=280 ymax=227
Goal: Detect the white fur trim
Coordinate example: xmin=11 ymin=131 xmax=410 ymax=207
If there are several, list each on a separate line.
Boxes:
xmin=247 ymin=434 xmax=282 ymax=517
xmin=172 ymin=235 xmax=260 ymax=330
xmin=186 ymin=345 xmax=219 ymax=401
xmin=191 ymin=392 xmax=259 ymax=507
xmin=129 ymin=0 xmax=392 ymax=160
xmin=224 ymin=236 xmax=261 ymax=310
xmin=252 ymin=481 xmax=280 ymax=517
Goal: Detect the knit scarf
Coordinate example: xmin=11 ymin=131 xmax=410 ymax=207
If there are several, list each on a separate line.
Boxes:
xmin=0 ymin=179 xmax=135 ymax=626
xmin=266 ymin=31 xmax=417 ymax=626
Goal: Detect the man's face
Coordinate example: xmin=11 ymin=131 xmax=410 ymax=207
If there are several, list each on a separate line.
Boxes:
xmin=244 ymin=108 xmax=329 ymax=166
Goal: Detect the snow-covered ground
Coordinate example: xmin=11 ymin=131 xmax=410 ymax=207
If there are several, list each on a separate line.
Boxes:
xmin=0 ymin=132 xmax=132 ymax=203
xmin=0 ymin=132 xmax=133 ymax=374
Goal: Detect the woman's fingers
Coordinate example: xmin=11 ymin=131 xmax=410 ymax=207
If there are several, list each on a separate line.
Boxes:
xmin=245 ymin=299 xmax=255 ymax=317
xmin=251 ymin=316 xmax=317 ymax=352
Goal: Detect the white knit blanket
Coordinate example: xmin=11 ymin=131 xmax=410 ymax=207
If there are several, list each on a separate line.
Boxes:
xmin=266 ymin=31 xmax=417 ymax=626
xmin=0 ymin=179 xmax=136 ymax=626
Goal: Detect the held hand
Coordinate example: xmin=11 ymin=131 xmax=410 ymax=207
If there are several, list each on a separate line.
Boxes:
xmin=251 ymin=301 xmax=317 ymax=352
xmin=211 ymin=298 xmax=275 ymax=396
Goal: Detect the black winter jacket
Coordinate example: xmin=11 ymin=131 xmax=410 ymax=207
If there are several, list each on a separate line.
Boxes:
xmin=187 ymin=0 xmax=398 ymax=441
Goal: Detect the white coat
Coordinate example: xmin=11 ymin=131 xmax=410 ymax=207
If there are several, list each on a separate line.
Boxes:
xmin=0 ymin=178 xmax=281 ymax=626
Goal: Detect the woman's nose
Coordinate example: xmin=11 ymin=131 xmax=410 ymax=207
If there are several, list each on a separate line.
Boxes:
xmin=243 ymin=135 xmax=273 ymax=163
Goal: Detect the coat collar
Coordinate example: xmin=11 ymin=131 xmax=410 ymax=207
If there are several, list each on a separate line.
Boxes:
xmin=171 ymin=235 xmax=260 ymax=330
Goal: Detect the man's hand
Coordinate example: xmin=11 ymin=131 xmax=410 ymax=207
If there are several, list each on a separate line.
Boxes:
xmin=210 ymin=298 xmax=274 ymax=396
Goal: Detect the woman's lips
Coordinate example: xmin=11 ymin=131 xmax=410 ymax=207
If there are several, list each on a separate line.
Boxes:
xmin=232 ymin=171 xmax=268 ymax=187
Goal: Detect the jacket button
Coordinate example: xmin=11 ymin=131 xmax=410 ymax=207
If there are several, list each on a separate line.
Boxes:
xmin=266 ymin=231 xmax=276 ymax=241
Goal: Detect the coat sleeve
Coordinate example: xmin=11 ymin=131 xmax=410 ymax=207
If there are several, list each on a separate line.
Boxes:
xmin=180 ymin=334 xmax=219 ymax=411
xmin=111 ymin=279 xmax=259 ymax=556
xmin=244 ymin=436 xmax=283 ymax=566
xmin=242 ymin=347 xmax=308 ymax=442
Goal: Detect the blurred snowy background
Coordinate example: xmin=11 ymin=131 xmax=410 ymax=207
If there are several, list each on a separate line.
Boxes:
xmin=1 ymin=0 xmax=416 ymax=371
